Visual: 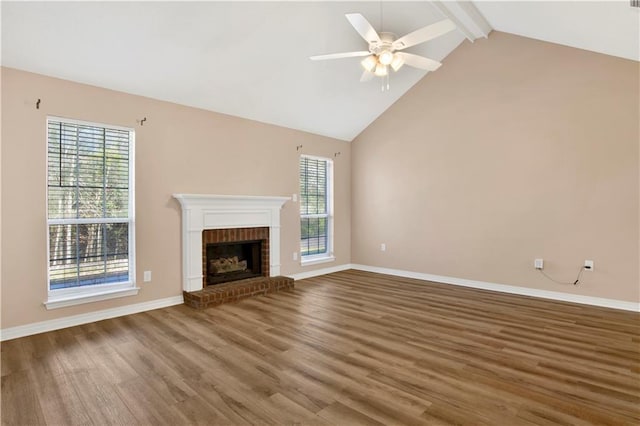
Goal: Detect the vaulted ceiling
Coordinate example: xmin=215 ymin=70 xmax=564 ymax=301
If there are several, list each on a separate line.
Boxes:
xmin=2 ymin=1 xmax=638 ymax=141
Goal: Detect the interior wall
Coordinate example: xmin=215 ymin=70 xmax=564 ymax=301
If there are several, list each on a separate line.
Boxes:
xmin=1 ymin=67 xmax=351 ymax=329
xmin=351 ymin=32 xmax=639 ymax=303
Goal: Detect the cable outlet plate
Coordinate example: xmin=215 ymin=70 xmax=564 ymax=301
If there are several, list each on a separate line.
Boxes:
xmin=534 ymin=259 xmax=544 ymax=270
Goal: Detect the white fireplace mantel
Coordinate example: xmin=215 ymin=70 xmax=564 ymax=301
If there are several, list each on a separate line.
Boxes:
xmin=173 ymin=194 xmax=290 ymax=292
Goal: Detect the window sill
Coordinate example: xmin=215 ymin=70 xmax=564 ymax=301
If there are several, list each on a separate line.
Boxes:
xmin=301 ymin=255 xmax=336 ymax=267
xmin=44 ymin=286 xmax=140 ymax=310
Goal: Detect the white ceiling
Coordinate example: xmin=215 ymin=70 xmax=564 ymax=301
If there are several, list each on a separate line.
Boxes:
xmin=1 ymin=1 xmax=638 ymax=141
xmin=1 ymin=1 xmax=465 ymax=141
xmin=475 ymin=1 xmax=640 ymax=62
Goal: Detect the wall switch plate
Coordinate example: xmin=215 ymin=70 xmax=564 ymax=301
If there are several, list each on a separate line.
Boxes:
xmin=380 ymin=243 xmax=386 ymax=252
xmin=143 ymin=271 xmax=152 ymax=282
xmin=534 ymin=259 xmax=544 ymax=270
xmin=292 ymin=194 xmax=297 ymax=202
xmin=584 ymin=260 xmax=594 ymax=271
xmin=293 ymin=252 xmax=298 ymax=261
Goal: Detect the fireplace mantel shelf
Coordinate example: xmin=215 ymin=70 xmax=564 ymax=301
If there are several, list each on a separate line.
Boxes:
xmin=174 ymin=194 xmax=290 ymax=210
xmin=173 ymin=194 xmax=290 ymax=293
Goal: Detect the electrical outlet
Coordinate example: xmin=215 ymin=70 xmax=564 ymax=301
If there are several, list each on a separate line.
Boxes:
xmin=534 ymin=259 xmax=544 ymax=270
xmin=293 ymin=252 xmax=298 ymax=261
xmin=584 ymin=260 xmax=594 ymax=271
xmin=380 ymin=243 xmax=386 ymax=252
xmin=143 ymin=271 xmax=152 ymax=282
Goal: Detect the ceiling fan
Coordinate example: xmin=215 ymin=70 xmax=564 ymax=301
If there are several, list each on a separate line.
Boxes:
xmin=310 ymin=13 xmax=456 ymax=84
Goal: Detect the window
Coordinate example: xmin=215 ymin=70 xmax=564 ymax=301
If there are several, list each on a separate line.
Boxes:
xmin=299 ymin=155 xmax=334 ymax=264
xmin=46 ymin=117 xmax=137 ymax=309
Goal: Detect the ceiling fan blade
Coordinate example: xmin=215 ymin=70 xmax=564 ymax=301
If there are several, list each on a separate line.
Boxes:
xmin=345 ymin=13 xmax=381 ymax=44
xmin=392 ymin=19 xmax=456 ymax=50
xmin=310 ymin=51 xmax=371 ymax=61
xmin=395 ymin=52 xmax=441 ymax=71
xmin=360 ymin=70 xmax=374 ymax=82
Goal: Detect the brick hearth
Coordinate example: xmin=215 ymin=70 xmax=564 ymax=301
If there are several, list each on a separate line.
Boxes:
xmin=183 ymin=276 xmax=294 ymax=309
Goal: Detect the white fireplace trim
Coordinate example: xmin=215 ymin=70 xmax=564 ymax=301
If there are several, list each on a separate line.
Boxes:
xmin=173 ymin=194 xmax=290 ymax=292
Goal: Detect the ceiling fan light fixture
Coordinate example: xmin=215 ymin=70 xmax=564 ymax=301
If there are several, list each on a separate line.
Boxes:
xmin=378 ymin=50 xmax=394 ymax=65
xmin=361 ymin=55 xmax=377 ymax=72
xmin=374 ymin=63 xmax=388 ymax=77
xmin=390 ymin=55 xmax=405 ymax=72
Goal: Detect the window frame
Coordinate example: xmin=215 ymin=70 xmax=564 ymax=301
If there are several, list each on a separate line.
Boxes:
xmin=299 ymin=154 xmax=335 ymax=266
xmin=45 ymin=116 xmax=138 ymax=309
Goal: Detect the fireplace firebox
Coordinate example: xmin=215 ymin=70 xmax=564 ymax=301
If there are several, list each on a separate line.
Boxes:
xmin=206 ymin=240 xmax=263 ymax=285
xmin=201 ymin=227 xmax=270 ymax=288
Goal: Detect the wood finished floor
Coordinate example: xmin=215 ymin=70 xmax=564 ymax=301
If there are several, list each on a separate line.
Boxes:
xmin=2 ymin=270 xmax=639 ymax=425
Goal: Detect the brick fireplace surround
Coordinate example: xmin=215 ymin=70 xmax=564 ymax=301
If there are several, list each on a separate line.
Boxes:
xmin=174 ymin=194 xmax=294 ymax=309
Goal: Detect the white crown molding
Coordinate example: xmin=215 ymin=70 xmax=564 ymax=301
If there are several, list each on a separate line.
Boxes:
xmin=1 ymin=295 xmax=184 ymax=341
xmin=433 ymin=0 xmax=492 ymax=41
xmin=173 ymin=194 xmax=290 ymax=293
xmin=351 ymin=264 xmax=640 ymax=312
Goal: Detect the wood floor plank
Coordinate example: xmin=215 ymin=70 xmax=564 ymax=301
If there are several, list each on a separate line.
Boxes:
xmin=26 ymin=357 xmax=92 ymax=426
xmin=0 ymin=369 xmax=46 ymax=425
xmin=1 ymin=340 xmax=30 ymax=378
xmin=268 ymin=392 xmax=331 ymax=425
xmin=1 ymin=269 xmax=638 ymax=425
xmin=317 ymin=401 xmax=386 ymax=426
xmin=67 ymin=369 xmax=138 ymax=425
xmin=110 ymin=338 xmax=197 ymax=404
xmin=115 ymin=376 xmax=192 ymax=425
xmin=172 ymin=394 xmax=235 ymax=425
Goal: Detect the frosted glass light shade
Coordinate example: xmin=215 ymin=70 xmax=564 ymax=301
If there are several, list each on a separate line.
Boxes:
xmin=361 ymin=56 xmax=377 ymax=72
xmin=374 ymin=63 xmax=388 ymax=77
xmin=378 ymin=50 xmax=393 ymax=65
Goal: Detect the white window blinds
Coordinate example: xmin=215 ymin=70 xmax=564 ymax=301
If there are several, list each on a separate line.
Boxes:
xmin=47 ymin=118 xmax=134 ymax=290
xmin=299 ymin=156 xmax=332 ymax=257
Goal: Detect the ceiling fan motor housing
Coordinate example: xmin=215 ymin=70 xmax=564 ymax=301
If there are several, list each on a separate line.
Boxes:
xmin=369 ymin=32 xmax=397 ymax=54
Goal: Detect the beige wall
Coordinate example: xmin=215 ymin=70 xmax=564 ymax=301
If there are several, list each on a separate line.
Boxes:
xmin=1 ymin=67 xmax=351 ymax=329
xmin=351 ymin=32 xmax=639 ymax=303
xmin=2 ymin=30 xmax=638 ymax=332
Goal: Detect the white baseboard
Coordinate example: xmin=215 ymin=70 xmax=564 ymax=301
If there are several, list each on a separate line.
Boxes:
xmin=1 ymin=295 xmax=184 ymax=341
xmin=4 ymin=265 xmax=636 ymax=341
xmin=288 ymin=263 xmax=353 ymax=281
xmin=350 ymin=264 xmax=640 ymax=312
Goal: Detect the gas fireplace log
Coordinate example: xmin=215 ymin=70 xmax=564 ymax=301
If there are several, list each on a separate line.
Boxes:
xmin=208 ymin=256 xmax=248 ymax=275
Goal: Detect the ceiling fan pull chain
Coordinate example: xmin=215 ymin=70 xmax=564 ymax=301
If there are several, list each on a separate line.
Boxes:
xmin=381 ymin=74 xmax=389 ymax=92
